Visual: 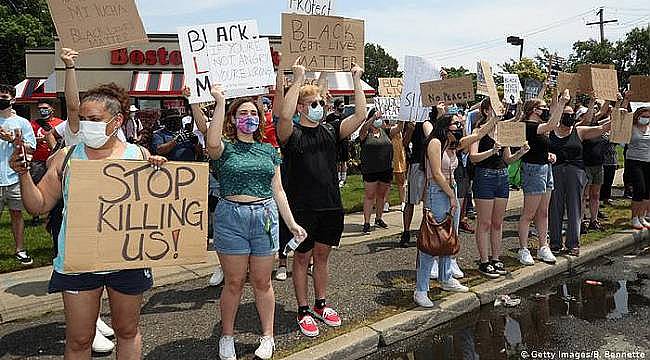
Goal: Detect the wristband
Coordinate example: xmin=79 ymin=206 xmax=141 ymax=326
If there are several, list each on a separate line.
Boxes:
xmin=65 ymin=65 xmax=75 ymax=69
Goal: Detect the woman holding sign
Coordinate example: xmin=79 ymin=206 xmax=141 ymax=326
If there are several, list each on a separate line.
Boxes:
xmin=205 ymin=85 xmax=307 ymax=360
xmin=9 ymin=48 xmax=167 ymax=359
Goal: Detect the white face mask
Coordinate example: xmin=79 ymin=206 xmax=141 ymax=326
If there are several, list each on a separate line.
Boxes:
xmin=639 ymin=117 xmax=650 ymax=126
xmin=79 ymin=117 xmax=117 ymax=149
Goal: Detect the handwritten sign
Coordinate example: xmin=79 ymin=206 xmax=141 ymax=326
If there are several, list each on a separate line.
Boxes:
xmin=630 ymin=75 xmax=650 ymax=102
xmin=287 ymin=0 xmax=335 ymax=16
xmin=420 ymin=76 xmax=474 ymax=106
xmin=476 ymin=61 xmax=489 ymax=96
xmin=610 ymin=109 xmax=633 ymax=144
xmin=590 ymin=68 xmax=618 ymax=101
xmin=496 ymin=121 xmax=526 ymax=147
xmin=45 ymin=0 xmax=148 ymax=52
xmin=280 ymin=13 xmax=364 ymax=71
xmin=399 ymin=56 xmax=440 ymax=122
xmin=378 ymin=78 xmax=403 ymax=97
xmin=502 ymin=73 xmax=523 ymax=104
xmin=557 ymin=72 xmax=581 ymax=96
xmin=374 ymin=97 xmax=400 ymax=121
xmin=178 ymin=20 xmax=268 ymax=103
xmin=478 ymin=61 xmax=504 ymax=116
xmin=64 ymin=160 xmax=208 ymax=272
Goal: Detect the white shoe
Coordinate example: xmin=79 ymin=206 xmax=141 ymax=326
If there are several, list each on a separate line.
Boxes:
xmin=275 ymin=266 xmax=287 ymax=281
xmin=537 ymin=246 xmax=557 ymax=264
xmin=254 ymin=336 xmax=275 ymax=360
xmin=632 ymin=217 xmax=644 ymax=230
xmin=219 ymin=335 xmax=237 ymax=360
xmin=400 ymin=202 xmax=406 ymax=212
xmin=640 ymin=217 xmax=650 ymax=228
xmin=450 ymin=258 xmax=464 ymax=279
xmin=383 ymin=203 xmax=390 ymax=212
xmin=209 ymin=266 xmax=224 ymax=286
xmin=429 ymin=258 xmax=439 ymax=279
xmin=96 ymin=317 xmax=114 ymax=337
xmin=518 ymin=248 xmax=535 ymax=266
xmin=440 ymin=278 xmax=469 ymax=292
xmin=413 ymin=291 xmax=434 ymax=308
xmin=91 ymin=331 xmax=114 ymax=353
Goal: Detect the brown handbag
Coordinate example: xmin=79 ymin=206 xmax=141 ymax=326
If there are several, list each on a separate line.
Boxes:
xmin=417 ymin=210 xmax=459 ymax=256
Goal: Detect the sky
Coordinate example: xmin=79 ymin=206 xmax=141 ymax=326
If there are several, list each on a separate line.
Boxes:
xmin=135 ymin=0 xmax=650 ymax=71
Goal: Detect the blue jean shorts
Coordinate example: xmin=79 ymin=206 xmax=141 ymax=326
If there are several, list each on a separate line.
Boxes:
xmin=214 ymin=198 xmax=279 ymax=257
xmin=522 ymin=162 xmax=554 ymax=195
xmin=472 ymin=167 xmax=509 ymax=199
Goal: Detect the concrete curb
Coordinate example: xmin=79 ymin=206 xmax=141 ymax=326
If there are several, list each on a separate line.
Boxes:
xmin=280 ymin=230 xmax=647 ymax=360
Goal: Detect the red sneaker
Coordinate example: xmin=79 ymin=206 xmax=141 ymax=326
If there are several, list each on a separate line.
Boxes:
xmin=297 ymin=314 xmax=319 ymax=337
xmin=312 ymin=306 xmax=342 ymax=327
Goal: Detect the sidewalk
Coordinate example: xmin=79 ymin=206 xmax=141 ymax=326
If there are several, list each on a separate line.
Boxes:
xmin=0 ymin=190 xmax=523 ymax=324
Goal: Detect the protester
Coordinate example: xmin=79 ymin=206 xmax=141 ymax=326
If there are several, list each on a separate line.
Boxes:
xmin=387 ymin=117 xmax=408 ymax=211
xmin=277 ymin=58 xmax=367 ymax=337
xmin=324 ymin=98 xmax=349 ymax=187
xmin=470 ymin=100 xmax=530 ymax=278
xmin=400 ymin=120 xmax=426 ymax=247
xmin=359 ymin=109 xmax=403 ymax=234
xmin=414 ymin=115 xmax=470 ymax=308
xmin=152 ymin=109 xmax=201 ymax=161
xmin=0 ymin=83 xmax=36 ymax=265
xmin=205 ymin=84 xmax=306 ymax=359
xmin=454 ymin=110 xmax=476 ymax=234
xmin=516 ymin=91 xmax=570 ymax=267
xmin=10 ymin=48 xmax=167 ymax=358
xmin=123 ymin=105 xmax=143 ymax=143
xmin=626 ymin=106 xmax=650 ymax=230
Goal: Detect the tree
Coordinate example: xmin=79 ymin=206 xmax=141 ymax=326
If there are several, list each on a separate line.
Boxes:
xmin=566 ymin=39 xmax=619 ymax=72
xmin=499 ymin=57 xmax=546 ymax=82
xmin=0 ymin=0 xmax=54 ymax=85
xmin=363 ymin=43 xmax=401 ymax=89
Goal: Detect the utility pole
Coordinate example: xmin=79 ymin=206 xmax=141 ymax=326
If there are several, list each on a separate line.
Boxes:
xmin=587 ymin=8 xmax=618 ymax=43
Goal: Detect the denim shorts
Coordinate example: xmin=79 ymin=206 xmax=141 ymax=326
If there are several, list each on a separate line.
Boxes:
xmin=214 ymin=198 xmax=279 ymax=257
xmin=522 ymin=162 xmax=554 ymax=195
xmin=48 ymin=269 xmax=153 ymax=295
xmin=472 ymin=167 xmax=509 ymax=199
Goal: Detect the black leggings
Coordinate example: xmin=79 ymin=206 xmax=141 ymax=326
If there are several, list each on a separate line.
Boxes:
xmin=626 ymin=159 xmax=650 ymax=202
xmin=600 ymin=165 xmax=617 ymax=201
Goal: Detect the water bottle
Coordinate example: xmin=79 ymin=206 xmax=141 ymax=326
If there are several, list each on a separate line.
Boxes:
xmin=283 ymin=237 xmax=300 ymax=256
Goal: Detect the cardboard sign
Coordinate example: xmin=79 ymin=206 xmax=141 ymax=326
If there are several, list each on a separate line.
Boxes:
xmin=476 ymin=61 xmax=489 ymax=96
xmin=496 ymin=121 xmax=526 ymax=147
xmin=420 ymin=76 xmax=475 ymax=106
xmin=287 ymin=0 xmax=335 ymax=16
xmin=399 ymin=56 xmax=440 ymax=122
xmin=46 ymin=0 xmax=148 ymax=52
xmin=557 ymin=72 xmax=581 ymax=96
xmin=178 ymin=20 xmax=269 ymax=104
xmin=64 ymin=160 xmax=208 ymax=272
xmin=577 ymin=64 xmax=618 ymax=101
xmin=374 ymin=97 xmax=400 ymax=121
xmin=280 ymin=13 xmax=364 ymax=71
xmin=502 ymin=73 xmax=523 ymax=104
xmin=478 ymin=61 xmax=504 ymax=116
xmin=630 ymin=75 xmax=650 ymax=102
xmin=610 ymin=109 xmax=634 ymax=144
xmin=378 ymin=77 xmax=403 ymax=97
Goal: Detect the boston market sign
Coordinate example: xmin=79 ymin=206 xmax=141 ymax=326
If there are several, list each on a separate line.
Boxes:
xmin=110 ymin=46 xmax=281 ymax=67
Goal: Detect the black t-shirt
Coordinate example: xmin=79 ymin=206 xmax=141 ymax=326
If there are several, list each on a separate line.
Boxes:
xmin=550 ymin=128 xmax=583 ymax=168
xmin=407 ymin=123 xmax=425 ymax=165
xmin=582 ymin=136 xmax=606 ymax=166
xmin=282 ymin=121 xmax=342 ymax=211
xmin=361 ymin=128 xmax=393 ymax=174
xmin=325 ymin=112 xmax=344 ymax=124
xmin=522 ymin=121 xmax=550 ymax=164
xmin=475 ymin=135 xmax=507 ymax=169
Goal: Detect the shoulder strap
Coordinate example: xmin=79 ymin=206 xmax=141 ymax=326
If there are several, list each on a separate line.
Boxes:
xmin=136 ymin=144 xmax=147 ymax=160
xmin=58 ymin=145 xmax=77 ymax=181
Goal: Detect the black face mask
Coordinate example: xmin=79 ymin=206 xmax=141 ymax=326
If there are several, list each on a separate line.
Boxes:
xmin=561 ymin=113 xmax=576 ymax=127
xmin=165 ymin=118 xmax=182 ymax=132
xmin=451 ymin=129 xmax=463 ymax=142
xmin=540 ymin=109 xmax=551 ymax=122
xmin=0 ymin=99 xmax=12 ymax=111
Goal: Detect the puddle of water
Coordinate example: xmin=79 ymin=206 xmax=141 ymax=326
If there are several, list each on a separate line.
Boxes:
xmin=369 ymin=277 xmax=649 ymax=360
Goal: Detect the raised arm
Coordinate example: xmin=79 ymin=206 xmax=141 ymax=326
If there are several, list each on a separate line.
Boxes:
xmin=278 ymin=58 xmax=305 ymax=145
xmin=577 ymin=122 xmax=611 ymax=141
xmin=61 ymin=48 xmax=80 ymax=133
xmin=182 ymin=86 xmax=209 ymax=136
xmin=339 ymin=64 xmax=367 ymax=139
xmin=358 ymin=111 xmax=376 ymax=143
xmin=317 ymin=71 xmax=329 ymax=99
xmin=459 ymin=115 xmax=496 ymax=151
xmin=538 ymin=89 xmax=570 ymax=134
xmin=206 ymin=85 xmax=226 ymax=160
xmin=389 ymin=120 xmax=404 ymax=138
xmin=272 ymin=70 xmax=286 ymax=119
xmin=577 ymin=96 xmax=597 ymax=126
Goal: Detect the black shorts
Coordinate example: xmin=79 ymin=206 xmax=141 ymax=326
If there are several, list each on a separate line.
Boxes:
xmin=278 ymin=216 xmax=293 ymax=260
xmin=454 ymin=162 xmax=471 ymax=199
xmin=48 ymin=269 xmax=153 ymax=295
xmin=626 ymin=159 xmax=650 ymax=201
xmin=337 ymin=140 xmax=350 ymax=162
xmin=362 ymin=169 xmax=393 ymax=184
xmin=294 ymin=210 xmax=345 ymax=253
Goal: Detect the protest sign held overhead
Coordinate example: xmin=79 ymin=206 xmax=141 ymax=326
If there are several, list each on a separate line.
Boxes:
xmin=557 ymin=72 xmax=581 ymax=96
xmin=399 ymin=56 xmax=440 ymax=122
xmin=287 ymin=0 xmax=335 ymax=16
xmin=420 ymin=76 xmax=474 ymax=106
xmin=64 ymin=160 xmax=209 ymax=272
xmin=502 ymin=74 xmax=523 ymax=104
xmin=577 ymin=64 xmax=618 ymax=101
xmin=524 ymin=78 xmax=543 ymax=101
xmin=476 ymin=61 xmax=490 ymax=96
xmin=45 ymin=0 xmax=148 ymax=52
xmin=374 ymin=97 xmax=400 ymax=121
xmin=178 ymin=20 xmax=274 ymax=103
xmin=280 ymin=13 xmax=364 ymax=71
xmin=496 ymin=122 xmax=526 ymax=147
xmin=630 ymin=75 xmax=650 ymax=102
xmin=378 ymin=78 xmax=404 ymax=97
xmin=610 ymin=109 xmax=634 ymax=144
xmin=478 ymin=60 xmax=504 ymax=116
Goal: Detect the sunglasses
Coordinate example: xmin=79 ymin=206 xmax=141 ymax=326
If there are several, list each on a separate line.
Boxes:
xmin=308 ymin=100 xmax=326 ymax=109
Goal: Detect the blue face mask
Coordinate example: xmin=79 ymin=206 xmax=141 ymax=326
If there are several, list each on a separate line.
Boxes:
xmin=307 ymin=105 xmax=324 ymax=123
xmin=373 ymin=119 xmax=384 ymax=128
xmin=292 ymin=113 xmax=301 ymax=125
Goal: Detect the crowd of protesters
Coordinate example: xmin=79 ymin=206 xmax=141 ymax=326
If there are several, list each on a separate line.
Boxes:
xmin=0 ymin=45 xmax=648 ymax=360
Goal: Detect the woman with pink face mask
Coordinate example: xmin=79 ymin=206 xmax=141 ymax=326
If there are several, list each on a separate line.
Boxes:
xmin=205 ymin=86 xmax=306 ymax=360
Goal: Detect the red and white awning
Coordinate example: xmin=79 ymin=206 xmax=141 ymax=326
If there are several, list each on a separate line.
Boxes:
xmin=14 ymin=73 xmax=56 ymax=101
xmin=129 ymin=71 xmax=185 ymax=97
